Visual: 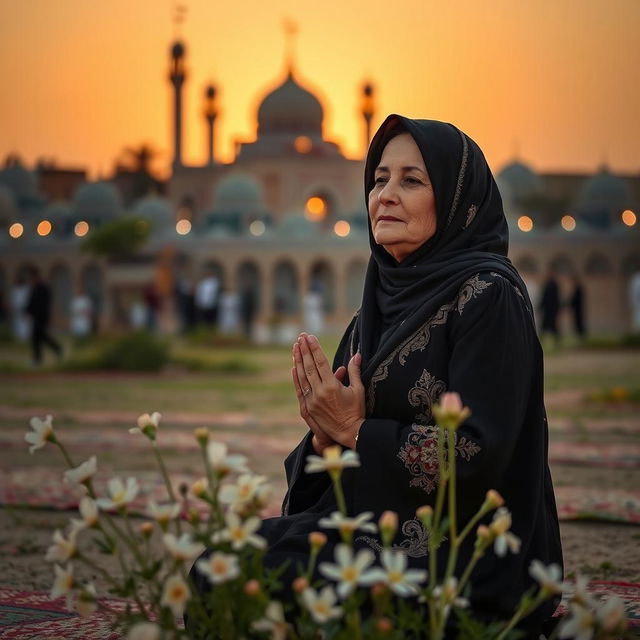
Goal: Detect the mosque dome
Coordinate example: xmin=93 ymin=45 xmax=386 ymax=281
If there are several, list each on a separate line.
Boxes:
xmin=575 ymin=168 xmax=633 ymax=229
xmin=278 ymin=212 xmax=319 ymax=238
xmin=72 ymin=181 xmax=122 ymax=222
xmin=44 ymin=202 xmax=74 ymax=238
xmin=496 ymin=161 xmax=543 ymax=203
xmin=133 ymin=195 xmax=175 ymax=231
xmin=213 ymin=174 xmax=265 ymax=215
xmin=257 ymin=71 xmax=323 ymax=137
xmin=0 ymin=161 xmax=41 ymax=210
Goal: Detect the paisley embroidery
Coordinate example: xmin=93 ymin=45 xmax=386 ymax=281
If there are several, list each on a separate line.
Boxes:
xmin=464 ymin=204 xmax=477 ymax=228
xmin=397 ymin=424 xmax=481 ymax=494
xmin=366 ymin=274 xmax=493 ymax=413
xmin=446 ymin=130 xmax=469 ymax=229
xmin=356 ymin=518 xmax=432 ymax=558
xmin=408 ymin=370 xmax=446 ymax=423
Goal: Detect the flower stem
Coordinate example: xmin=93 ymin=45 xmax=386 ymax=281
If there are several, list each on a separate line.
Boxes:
xmin=55 ymin=440 xmax=76 ymax=469
xmin=152 ymin=443 xmax=182 ymax=534
xmin=331 ymin=474 xmax=348 ymax=516
xmin=495 ymin=593 xmax=543 ymax=640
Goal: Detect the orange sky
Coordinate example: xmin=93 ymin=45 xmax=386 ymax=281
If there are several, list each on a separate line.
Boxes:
xmin=0 ymin=0 xmax=638 ymax=179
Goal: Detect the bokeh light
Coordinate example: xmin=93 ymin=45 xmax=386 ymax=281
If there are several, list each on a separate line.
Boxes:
xmin=74 ymin=220 xmax=90 ymax=237
xmin=334 ymin=220 xmax=350 ymax=237
xmin=8 ymin=222 xmax=23 ymax=238
xmin=249 ymin=220 xmax=266 ymax=236
xmin=305 ymin=196 xmax=326 ymax=221
xmin=294 ymin=136 xmax=312 ymax=153
xmin=561 ymin=215 xmax=576 ymax=231
xmin=37 ymin=220 xmax=52 ymax=236
xmin=176 ymin=219 xmax=192 ymax=235
xmin=622 ymin=210 xmax=636 ymax=226
xmin=517 ymin=216 xmax=533 ymax=232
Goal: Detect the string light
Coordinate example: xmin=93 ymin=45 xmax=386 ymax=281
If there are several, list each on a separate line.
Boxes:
xmin=334 ymin=220 xmax=351 ymax=237
xmin=9 ymin=223 xmax=23 ymax=238
xmin=517 ymin=216 xmax=533 ymax=232
xmin=622 ymin=210 xmax=636 ymax=227
xmin=74 ymin=221 xmax=90 ymax=237
xmin=37 ymin=220 xmax=52 ymax=236
xmin=561 ymin=215 xmax=576 ymax=231
xmin=176 ymin=219 xmax=191 ymax=235
xmin=305 ymin=197 xmax=326 ymax=221
xmin=249 ymin=220 xmax=266 ymax=236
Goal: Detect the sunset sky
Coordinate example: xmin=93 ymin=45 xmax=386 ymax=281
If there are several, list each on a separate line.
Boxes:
xmin=1 ymin=0 xmax=638 ymax=179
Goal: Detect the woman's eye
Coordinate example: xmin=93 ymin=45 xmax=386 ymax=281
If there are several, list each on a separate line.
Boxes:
xmin=374 ymin=176 xmax=387 ymax=185
xmin=404 ymin=177 xmax=421 ymax=185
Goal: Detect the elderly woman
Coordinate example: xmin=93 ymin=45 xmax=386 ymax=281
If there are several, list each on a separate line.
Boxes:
xmin=191 ymin=115 xmax=563 ymax=637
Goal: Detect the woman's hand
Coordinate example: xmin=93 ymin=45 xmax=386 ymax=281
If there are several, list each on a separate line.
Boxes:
xmin=292 ymin=333 xmax=364 ymax=450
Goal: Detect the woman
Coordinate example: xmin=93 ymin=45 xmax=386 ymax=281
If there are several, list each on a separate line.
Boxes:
xmin=193 ymin=115 xmax=563 ymax=636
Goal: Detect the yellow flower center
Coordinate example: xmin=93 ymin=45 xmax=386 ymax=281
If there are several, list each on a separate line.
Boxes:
xmin=342 ymin=567 xmax=358 ymax=582
xmin=388 ymin=570 xmax=403 ymax=584
xmin=212 ymin=559 xmax=228 ymax=574
xmin=170 ymin=584 xmax=187 ymax=600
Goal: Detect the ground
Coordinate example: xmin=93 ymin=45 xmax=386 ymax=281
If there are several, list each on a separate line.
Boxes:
xmin=0 ymin=339 xmax=638 ymax=595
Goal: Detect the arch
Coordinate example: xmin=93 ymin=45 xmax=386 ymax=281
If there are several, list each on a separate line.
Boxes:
xmin=622 ymin=253 xmax=640 ymax=277
xmin=273 ymin=260 xmax=300 ymax=316
xmin=346 ymin=260 xmax=367 ymax=311
xmin=548 ymin=254 xmax=575 ymax=276
xmin=237 ymin=261 xmax=262 ymax=311
xmin=584 ymin=253 xmax=613 ymax=277
xmin=309 ymin=260 xmax=336 ymax=313
xmin=81 ymin=264 xmax=105 ymax=316
xmin=514 ymin=254 xmax=539 ymax=276
xmin=202 ymin=261 xmax=226 ymax=288
xmin=50 ymin=263 xmax=73 ymax=321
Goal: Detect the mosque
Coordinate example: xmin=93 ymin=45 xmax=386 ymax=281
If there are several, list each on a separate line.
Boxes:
xmin=0 ymin=38 xmax=639 ymax=337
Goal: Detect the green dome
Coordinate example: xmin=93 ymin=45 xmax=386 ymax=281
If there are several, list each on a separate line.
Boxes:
xmin=496 ymin=161 xmax=543 ymax=202
xmin=134 ymin=195 xmax=175 ymax=230
xmin=576 ymin=168 xmax=633 ymax=229
xmin=73 ymin=181 xmax=121 ymax=221
xmin=213 ymin=174 xmax=264 ymax=214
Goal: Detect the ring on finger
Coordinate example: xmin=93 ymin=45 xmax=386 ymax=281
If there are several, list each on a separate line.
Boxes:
xmin=302 ymin=387 xmax=311 ymax=396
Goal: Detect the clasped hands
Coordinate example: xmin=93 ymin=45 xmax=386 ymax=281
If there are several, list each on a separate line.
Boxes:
xmin=291 ymin=333 xmax=364 ymax=455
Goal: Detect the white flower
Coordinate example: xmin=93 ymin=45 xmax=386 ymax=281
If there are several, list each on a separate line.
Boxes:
xmin=529 ymin=560 xmax=566 ymax=596
xmin=96 ymin=477 xmax=139 ymax=512
xmin=363 ymin=549 xmax=427 ymax=597
xmin=163 ymin=533 xmax=203 ymax=562
xmin=25 ymin=415 xmax=54 ymax=454
xmin=433 ymin=577 xmax=469 ymax=617
xmin=489 ymin=507 xmax=521 ymax=557
xmin=207 ymin=441 xmax=249 ymax=476
xmin=212 ymin=512 xmax=266 ymax=550
xmin=251 ymin=601 xmax=288 ymax=640
xmin=46 ymin=529 xmax=77 ymax=563
xmin=50 ymin=563 xmax=74 ymax=604
xmin=318 ymin=511 xmax=377 ymax=535
xmin=596 ymin=595 xmax=627 ymax=634
xmin=305 ymin=445 xmax=360 ymax=475
xmin=219 ymin=474 xmax=268 ymax=510
xmin=127 ymin=622 xmax=161 ymax=640
xmin=571 ymin=575 xmax=597 ymax=609
xmin=319 ymin=543 xmax=377 ymax=599
xmin=129 ymin=412 xmax=161 ymax=438
xmin=196 ymin=551 xmax=240 ymax=585
xmin=71 ymin=497 xmax=99 ymax=532
xmin=75 ymin=583 xmax=97 ymax=617
xmin=302 ymin=585 xmax=343 ymax=624
xmin=161 ymin=573 xmax=191 ymax=618
xmin=559 ymin=603 xmax=595 ymax=640
xmin=148 ymin=500 xmax=181 ymax=525
xmin=64 ymin=456 xmax=97 ymax=485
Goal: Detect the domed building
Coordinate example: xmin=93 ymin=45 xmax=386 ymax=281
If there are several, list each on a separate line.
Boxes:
xmin=1 ymin=37 xmax=639 ymax=337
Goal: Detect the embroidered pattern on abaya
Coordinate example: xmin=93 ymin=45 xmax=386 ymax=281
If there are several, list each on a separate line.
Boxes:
xmin=398 ymin=424 xmax=481 ymax=494
xmin=408 ymin=369 xmax=446 ymax=423
xmin=365 ymin=274 xmax=493 ymax=413
xmin=356 ymin=518 xmax=431 ymax=558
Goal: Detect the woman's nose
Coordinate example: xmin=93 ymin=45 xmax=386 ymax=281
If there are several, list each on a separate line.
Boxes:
xmin=378 ymin=180 xmax=399 ymax=204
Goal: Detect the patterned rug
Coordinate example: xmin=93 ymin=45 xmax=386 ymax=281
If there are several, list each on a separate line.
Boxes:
xmin=1 ymin=468 xmax=639 ymax=524
xmin=0 ymin=582 xmax=637 ymax=639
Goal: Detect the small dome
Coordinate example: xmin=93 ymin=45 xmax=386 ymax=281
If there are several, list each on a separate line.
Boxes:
xmin=575 ymin=168 xmax=633 ymax=229
xmin=278 ymin=212 xmax=319 ymax=238
xmin=496 ymin=161 xmax=543 ymax=202
xmin=44 ymin=202 xmax=74 ymax=237
xmin=133 ymin=195 xmax=175 ymax=230
xmin=0 ymin=185 xmax=17 ymax=221
xmin=72 ymin=181 xmax=122 ymax=222
xmin=0 ymin=162 xmax=39 ymax=203
xmin=213 ymin=174 xmax=265 ymax=214
xmin=257 ymin=72 xmax=324 ymax=137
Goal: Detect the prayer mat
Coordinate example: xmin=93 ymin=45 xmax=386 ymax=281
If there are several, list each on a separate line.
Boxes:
xmin=0 ymin=587 xmax=124 ymax=639
xmin=555 ymin=487 xmax=640 ymax=524
xmin=554 ymin=580 xmax=640 ymax=629
xmin=549 ymin=441 xmax=640 ymax=468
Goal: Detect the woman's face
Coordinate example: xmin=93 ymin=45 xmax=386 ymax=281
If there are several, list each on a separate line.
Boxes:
xmin=368 ymin=132 xmax=437 ymax=262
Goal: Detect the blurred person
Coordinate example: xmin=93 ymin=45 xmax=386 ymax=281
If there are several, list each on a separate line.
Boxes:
xmin=25 ymin=267 xmax=62 ymax=365
xmin=175 ymin=275 xmax=197 ymax=334
xmin=70 ymin=285 xmax=94 ymax=338
xmin=303 ymin=283 xmax=324 ymax=335
xmin=567 ymin=274 xmax=586 ymax=340
xmin=143 ymin=283 xmax=161 ymax=332
xmin=218 ymin=286 xmax=240 ymax=334
xmin=10 ymin=273 xmax=31 ymax=342
xmin=189 ymin=115 xmax=563 ymax=638
xmin=539 ymin=269 xmax=561 ymax=346
xmin=195 ymin=268 xmax=220 ymax=327
xmin=630 ymin=271 xmax=640 ymax=333
xmin=239 ymin=285 xmax=257 ymax=339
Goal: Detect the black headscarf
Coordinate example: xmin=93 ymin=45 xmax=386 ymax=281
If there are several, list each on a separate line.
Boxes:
xmin=352 ymin=114 xmax=532 ymax=386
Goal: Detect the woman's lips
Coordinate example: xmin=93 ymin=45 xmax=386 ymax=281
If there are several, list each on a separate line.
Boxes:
xmin=377 ymin=215 xmax=402 ymax=222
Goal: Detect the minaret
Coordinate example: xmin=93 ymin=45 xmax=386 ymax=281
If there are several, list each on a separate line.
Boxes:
xmin=204 ymin=83 xmax=218 ymax=165
xmin=361 ymin=80 xmax=375 ymax=154
xmin=169 ymin=40 xmax=186 ymax=168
